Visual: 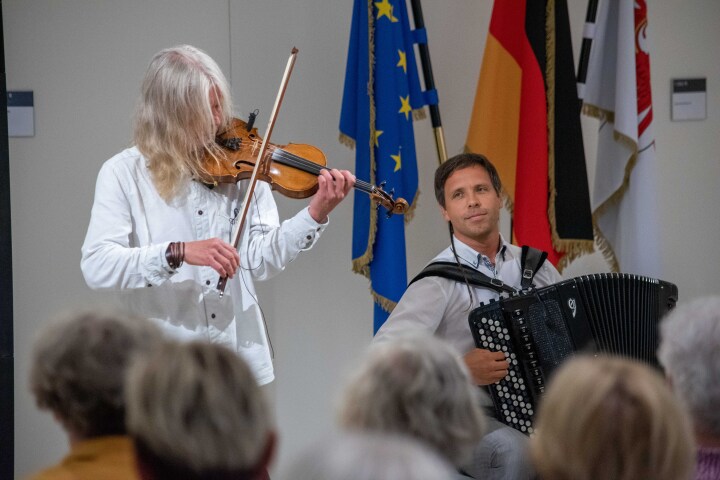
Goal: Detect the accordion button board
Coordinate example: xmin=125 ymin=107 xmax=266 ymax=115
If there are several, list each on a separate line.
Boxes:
xmin=468 ymin=273 xmax=678 ymax=435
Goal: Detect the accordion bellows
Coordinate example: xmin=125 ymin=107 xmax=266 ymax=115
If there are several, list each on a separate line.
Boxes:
xmin=468 ymin=273 xmax=678 ymax=435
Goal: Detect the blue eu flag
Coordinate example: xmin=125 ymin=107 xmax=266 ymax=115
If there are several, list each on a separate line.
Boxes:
xmin=340 ymin=0 xmax=433 ymax=333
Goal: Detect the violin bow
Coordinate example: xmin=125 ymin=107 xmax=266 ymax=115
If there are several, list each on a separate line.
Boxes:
xmin=217 ymin=47 xmax=299 ymax=296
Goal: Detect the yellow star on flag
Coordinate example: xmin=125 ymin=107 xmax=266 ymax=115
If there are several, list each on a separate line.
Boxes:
xmin=373 ymin=129 xmax=384 ymax=147
xmin=391 ymin=151 xmax=402 ymax=172
xmin=397 ymin=50 xmax=407 ymax=74
xmin=375 ymin=0 xmax=398 ymax=22
xmin=398 ymin=95 xmax=412 ymax=120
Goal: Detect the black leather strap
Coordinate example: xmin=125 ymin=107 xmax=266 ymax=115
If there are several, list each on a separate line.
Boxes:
xmin=409 ymin=261 xmax=517 ymax=294
xmin=520 ymin=246 xmax=548 ymax=290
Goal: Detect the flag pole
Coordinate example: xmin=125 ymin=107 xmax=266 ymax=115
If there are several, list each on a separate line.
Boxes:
xmin=409 ymin=0 xmax=448 ymax=165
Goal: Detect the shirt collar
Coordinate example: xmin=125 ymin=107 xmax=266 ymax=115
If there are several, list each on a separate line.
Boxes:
xmin=451 ymin=235 xmax=510 ymax=268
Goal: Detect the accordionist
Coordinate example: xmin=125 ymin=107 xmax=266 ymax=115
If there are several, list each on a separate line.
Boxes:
xmin=373 ymin=153 xmax=561 ymax=480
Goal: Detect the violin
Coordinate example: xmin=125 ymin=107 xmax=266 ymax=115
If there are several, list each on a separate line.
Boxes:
xmin=213 ymin=48 xmax=405 ymax=296
xmin=203 ymin=117 xmax=409 ymax=216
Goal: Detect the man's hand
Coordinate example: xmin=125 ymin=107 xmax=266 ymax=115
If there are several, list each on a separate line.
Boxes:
xmin=184 ymin=238 xmax=240 ymax=278
xmin=308 ymin=168 xmax=356 ymax=223
xmin=463 ymin=348 xmax=509 ymax=385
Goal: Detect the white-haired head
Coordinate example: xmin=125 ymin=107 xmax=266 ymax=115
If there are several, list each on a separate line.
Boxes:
xmin=658 ymin=295 xmax=720 ymax=438
xmin=338 ymin=333 xmax=486 ymax=466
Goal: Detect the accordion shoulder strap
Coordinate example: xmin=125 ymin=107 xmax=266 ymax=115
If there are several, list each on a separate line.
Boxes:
xmin=409 ymin=261 xmax=516 ymax=294
xmin=520 ymin=245 xmax=549 ymax=290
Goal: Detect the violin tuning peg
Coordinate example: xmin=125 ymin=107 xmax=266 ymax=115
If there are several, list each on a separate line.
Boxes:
xmin=390 ymin=188 xmax=395 ymax=196
xmin=379 ymin=181 xmax=386 ymax=188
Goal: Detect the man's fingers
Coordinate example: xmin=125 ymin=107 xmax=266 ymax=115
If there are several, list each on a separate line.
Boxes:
xmin=488 ymin=350 xmax=507 ymax=360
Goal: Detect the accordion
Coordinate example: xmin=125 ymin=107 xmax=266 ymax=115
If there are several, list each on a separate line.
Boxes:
xmin=468 ymin=273 xmax=678 ymax=435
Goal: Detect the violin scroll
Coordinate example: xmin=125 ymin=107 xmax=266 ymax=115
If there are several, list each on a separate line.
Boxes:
xmin=370 ymin=186 xmax=408 ymax=217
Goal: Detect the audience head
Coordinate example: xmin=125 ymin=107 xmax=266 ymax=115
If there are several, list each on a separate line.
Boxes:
xmin=338 ymin=333 xmax=486 ymax=466
xmin=658 ymin=295 xmax=720 ymax=442
xmin=125 ymin=340 xmax=274 ymax=480
xmin=530 ymin=355 xmax=695 ymax=480
xmin=29 ymin=310 xmax=163 ymax=440
xmin=284 ymin=431 xmax=457 ymax=480
xmin=434 ymin=152 xmax=502 ymax=207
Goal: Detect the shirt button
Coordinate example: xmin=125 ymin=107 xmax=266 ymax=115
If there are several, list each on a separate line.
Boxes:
xmin=316 ymin=227 xmax=322 ymax=232
xmin=147 ymin=283 xmax=152 ymax=287
xmin=198 ymin=210 xmax=203 ymax=215
xmin=211 ymin=313 xmax=216 ymax=319
xmin=306 ymin=235 xmax=313 ymax=240
xmin=206 ymin=280 xmax=211 ymax=285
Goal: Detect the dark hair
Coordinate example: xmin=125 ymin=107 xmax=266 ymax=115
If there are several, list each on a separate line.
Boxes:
xmin=434 ymin=153 xmax=502 ymax=207
xmin=134 ymin=439 xmax=259 ymax=480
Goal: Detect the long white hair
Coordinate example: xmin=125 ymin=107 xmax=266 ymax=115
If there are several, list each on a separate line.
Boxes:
xmin=133 ymin=45 xmax=233 ymax=201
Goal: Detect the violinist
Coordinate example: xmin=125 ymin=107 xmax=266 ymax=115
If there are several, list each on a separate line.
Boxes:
xmin=81 ymin=45 xmax=355 ymax=385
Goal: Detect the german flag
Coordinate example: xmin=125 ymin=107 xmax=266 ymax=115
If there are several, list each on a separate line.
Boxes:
xmin=465 ymin=0 xmax=593 ymax=268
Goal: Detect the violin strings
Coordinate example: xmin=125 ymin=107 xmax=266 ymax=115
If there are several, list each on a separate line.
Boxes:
xmin=222 ymin=138 xmax=381 ymax=195
xmin=271 ymin=149 xmax=376 ymax=193
xmin=218 ymin=130 xmax=398 ymax=211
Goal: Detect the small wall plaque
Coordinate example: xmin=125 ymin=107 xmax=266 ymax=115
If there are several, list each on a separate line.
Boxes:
xmin=7 ymin=91 xmax=35 ymax=137
xmin=671 ymin=78 xmax=706 ymax=121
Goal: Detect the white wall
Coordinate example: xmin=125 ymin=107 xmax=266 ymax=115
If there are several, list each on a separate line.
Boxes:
xmin=5 ymin=0 xmax=719 ymax=477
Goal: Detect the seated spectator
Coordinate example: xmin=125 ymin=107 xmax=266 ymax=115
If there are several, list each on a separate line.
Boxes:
xmin=284 ymin=431 xmax=457 ymax=480
xmin=658 ymin=296 xmax=720 ymax=480
xmin=27 ymin=310 xmax=163 ymax=480
xmin=124 ymin=340 xmax=275 ymax=480
xmin=530 ymin=354 xmax=695 ymax=480
xmin=337 ymin=334 xmax=486 ymax=477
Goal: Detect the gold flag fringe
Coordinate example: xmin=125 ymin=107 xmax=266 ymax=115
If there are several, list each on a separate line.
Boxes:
xmin=582 ymin=101 xmax=639 ymax=271
xmin=582 ymin=103 xmax=614 ymax=123
xmin=373 ymin=289 xmax=399 ymax=314
xmin=339 ymin=133 xmax=355 ymax=150
xmin=592 ymin=222 xmax=620 ymax=272
xmin=412 ymin=107 xmax=427 ymax=121
xmin=555 ymin=239 xmax=596 ymax=271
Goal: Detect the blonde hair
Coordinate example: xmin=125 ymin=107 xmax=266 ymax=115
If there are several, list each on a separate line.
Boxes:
xmin=133 ymin=45 xmax=233 ymax=201
xmin=530 ymin=355 xmax=695 ymax=480
xmin=125 ymin=340 xmax=273 ymax=478
xmin=338 ymin=334 xmax=486 ymax=466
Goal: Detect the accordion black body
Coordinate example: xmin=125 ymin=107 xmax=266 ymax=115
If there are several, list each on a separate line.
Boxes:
xmin=468 ymin=273 xmax=678 ymax=435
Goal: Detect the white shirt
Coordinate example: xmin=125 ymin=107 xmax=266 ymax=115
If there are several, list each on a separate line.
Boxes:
xmin=374 ymin=236 xmax=563 ymax=355
xmin=81 ymin=147 xmax=327 ymax=385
